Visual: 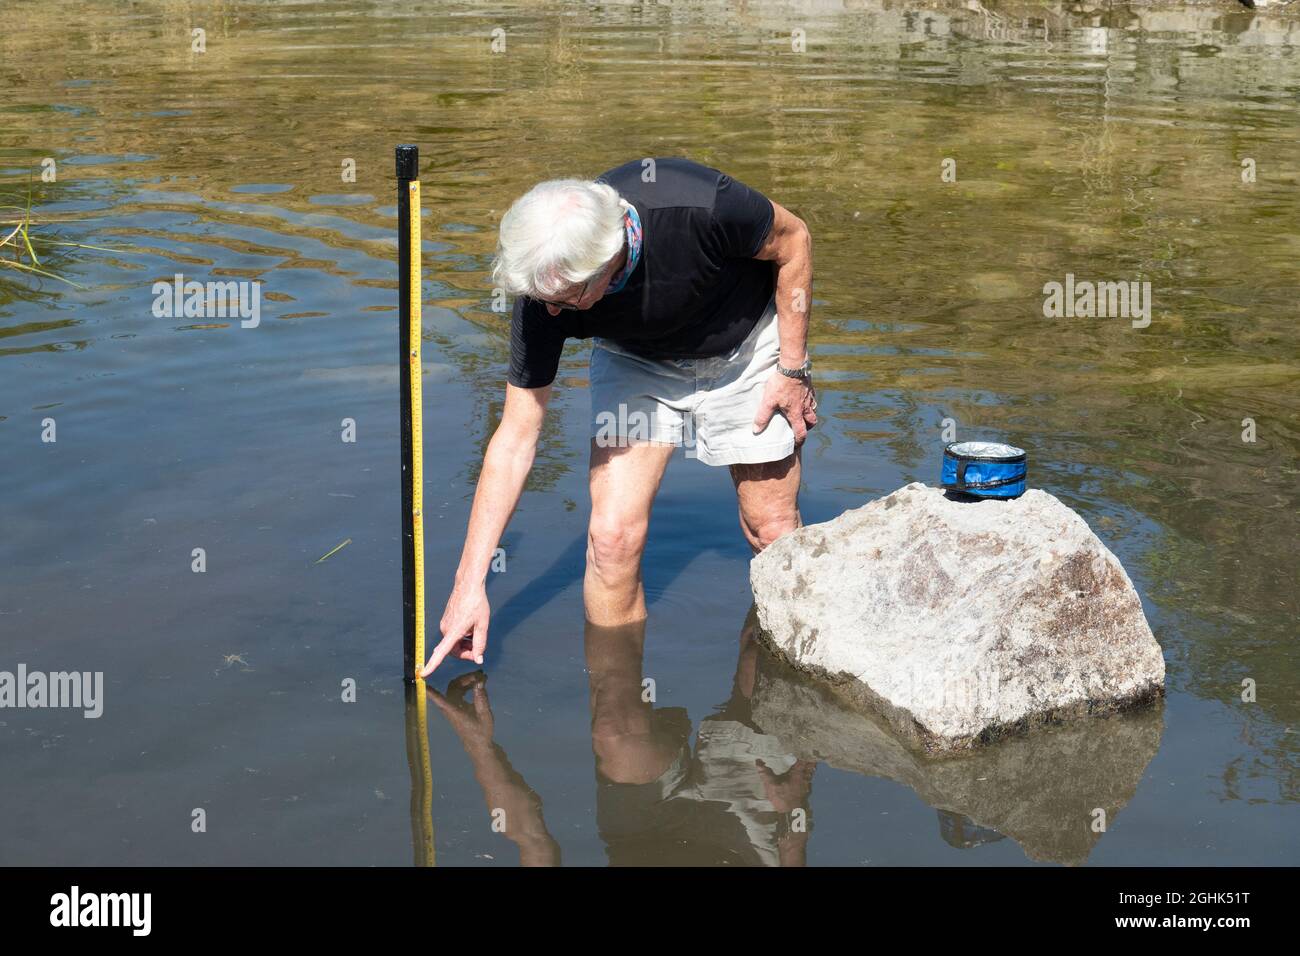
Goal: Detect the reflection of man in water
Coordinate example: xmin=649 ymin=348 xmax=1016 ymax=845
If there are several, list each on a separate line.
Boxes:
xmin=427 ymin=674 xmax=562 ymax=866
xmin=429 ymin=608 xmax=817 ymax=866
xmin=589 ymin=611 xmax=816 ymax=866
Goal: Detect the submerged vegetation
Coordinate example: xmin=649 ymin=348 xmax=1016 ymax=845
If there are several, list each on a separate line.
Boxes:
xmin=0 ymin=181 xmax=117 ymax=295
xmin=1 ymin=184 xmax=80 ymax=289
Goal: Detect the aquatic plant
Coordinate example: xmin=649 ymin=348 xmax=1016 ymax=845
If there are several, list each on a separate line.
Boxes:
xmin=0 ymin=182 xmax=111 ymax=291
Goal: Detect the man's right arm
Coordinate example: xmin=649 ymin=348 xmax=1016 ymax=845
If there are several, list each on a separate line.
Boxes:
xmin=419 ymin=382 xmax=551 ymax=677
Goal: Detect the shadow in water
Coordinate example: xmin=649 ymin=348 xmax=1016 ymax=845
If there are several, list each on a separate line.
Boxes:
xmin=485 ymin=532 xmax=588 ymax=632
xmin=487 ymin=523 xmax=756 ymax=639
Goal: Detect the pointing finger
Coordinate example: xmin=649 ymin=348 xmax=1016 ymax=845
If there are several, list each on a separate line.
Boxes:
xmin=419 ymin=633 xmax=461 ymax=678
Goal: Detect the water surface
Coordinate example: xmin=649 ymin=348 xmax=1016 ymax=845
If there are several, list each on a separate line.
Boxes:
xmin=1 ymin=0 xmax=1297 ymax=865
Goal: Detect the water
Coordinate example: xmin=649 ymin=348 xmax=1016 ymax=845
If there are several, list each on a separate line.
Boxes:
xmin=1 ymin=0 xmax=1296 ymax=866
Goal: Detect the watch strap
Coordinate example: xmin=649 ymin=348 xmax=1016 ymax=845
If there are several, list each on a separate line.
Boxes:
xmin=777 ymin=358 xmax=812 ymax=378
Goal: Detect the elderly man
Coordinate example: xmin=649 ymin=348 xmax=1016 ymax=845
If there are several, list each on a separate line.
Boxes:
xmin=421 ymin=157 xmax=815 ymax=677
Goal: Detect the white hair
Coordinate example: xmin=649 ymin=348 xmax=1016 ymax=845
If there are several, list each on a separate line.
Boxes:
xmin=491 ymin=178 xmax=626 ymax=299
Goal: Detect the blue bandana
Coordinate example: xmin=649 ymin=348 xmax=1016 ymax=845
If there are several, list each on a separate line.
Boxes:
xmin=603 ymin=201 xmax=642 ymax=295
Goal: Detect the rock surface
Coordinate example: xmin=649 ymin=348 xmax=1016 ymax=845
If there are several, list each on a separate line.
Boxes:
xmin=750 ymin=482 xmax=1165 ymax=755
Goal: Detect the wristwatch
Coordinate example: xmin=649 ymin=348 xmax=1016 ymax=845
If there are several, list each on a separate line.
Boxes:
xmin=776 ymin=357 xmax=813 ymax=380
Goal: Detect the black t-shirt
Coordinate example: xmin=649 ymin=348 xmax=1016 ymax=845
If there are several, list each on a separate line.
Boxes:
xmin=507 ymin=157 xmax=775 ymax=388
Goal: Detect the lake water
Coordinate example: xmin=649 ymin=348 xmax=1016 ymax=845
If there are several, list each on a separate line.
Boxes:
xmin=1 ymin=0 xmax=1296 ymax=866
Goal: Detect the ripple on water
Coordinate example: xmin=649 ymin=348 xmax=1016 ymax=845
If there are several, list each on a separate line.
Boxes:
xmin=230 ymin=183 xmax=295 ymax=194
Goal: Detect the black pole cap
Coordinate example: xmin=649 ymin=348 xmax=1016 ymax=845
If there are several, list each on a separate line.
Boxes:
xmin=396 ymin=144 xmax=419 ymax=181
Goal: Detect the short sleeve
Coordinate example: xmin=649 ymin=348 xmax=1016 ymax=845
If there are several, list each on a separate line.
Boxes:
xmin=711 ymin=173 xmax=774 ymax=259
xmin=508 ymin=297 xmax=569 ymax=389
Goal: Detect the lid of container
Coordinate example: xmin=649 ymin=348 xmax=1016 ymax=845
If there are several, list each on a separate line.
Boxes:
xmin=945 ymin=441 xmax=1025 ymax=461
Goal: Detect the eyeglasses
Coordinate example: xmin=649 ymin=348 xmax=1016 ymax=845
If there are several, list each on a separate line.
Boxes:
xmin=534 ymin=255 xmax=619 ymax=311
xmin=534 ymin=275 xmax=593 ymax=311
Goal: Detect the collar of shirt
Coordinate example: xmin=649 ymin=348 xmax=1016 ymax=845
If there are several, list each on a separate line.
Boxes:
xmin=603 ymin=200 xmax=642 ymax=295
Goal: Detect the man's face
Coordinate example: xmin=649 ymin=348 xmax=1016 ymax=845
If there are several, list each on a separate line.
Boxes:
xmin=537 ymin=255 xmax=621 ymax=316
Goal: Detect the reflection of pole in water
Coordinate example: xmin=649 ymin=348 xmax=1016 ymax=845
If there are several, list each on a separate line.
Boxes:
xmin=405 ymin=681 xmax=435 ymax=867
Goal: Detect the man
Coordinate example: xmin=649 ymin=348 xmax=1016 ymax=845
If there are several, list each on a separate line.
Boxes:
xmin=420 ymin=157 xmax=815 ymax=677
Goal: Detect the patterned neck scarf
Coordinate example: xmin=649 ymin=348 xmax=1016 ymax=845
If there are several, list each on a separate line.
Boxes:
xmin=603 ymin=200 xmax=642 ymax=295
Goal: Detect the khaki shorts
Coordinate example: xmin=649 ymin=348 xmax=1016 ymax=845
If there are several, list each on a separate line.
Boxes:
xmin=588 ymin=297 xmax=796 ymax=467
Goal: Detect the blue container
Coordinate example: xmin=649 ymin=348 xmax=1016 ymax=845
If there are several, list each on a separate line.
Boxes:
xmin=941 ymin=441 xmax=1027 ymax=499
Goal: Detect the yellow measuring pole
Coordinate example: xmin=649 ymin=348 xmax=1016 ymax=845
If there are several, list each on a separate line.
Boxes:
xmin=397 ymin=145 xmax=425 ymax=681
xmin=397 ymin=145 xmax=434 ymax=865
xmin=408 ymin=177 xmax=425 ymax=673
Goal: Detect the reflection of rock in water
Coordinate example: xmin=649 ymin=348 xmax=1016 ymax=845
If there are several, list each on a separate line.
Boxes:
xmin=749 ymin=648 xmax=1164 ymax=866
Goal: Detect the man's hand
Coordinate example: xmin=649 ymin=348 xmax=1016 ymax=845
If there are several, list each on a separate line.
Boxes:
xmin=753 ymin=369 xmax=817 ymax=443
xmin=419 ymin=584 xmax=490 ymax=678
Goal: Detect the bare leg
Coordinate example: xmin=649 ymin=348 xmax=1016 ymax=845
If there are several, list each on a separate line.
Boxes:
xmin=730 ymin=447 xmax=802 ymax=554
xmin=585 ymin=439 xmax=676 ymax=626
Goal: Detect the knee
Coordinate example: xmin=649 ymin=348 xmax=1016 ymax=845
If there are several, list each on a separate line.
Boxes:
xmin=588 ymin=515 xmax=649 ymax=574
xmin=743 ymin=509 xmax=800 ymax=552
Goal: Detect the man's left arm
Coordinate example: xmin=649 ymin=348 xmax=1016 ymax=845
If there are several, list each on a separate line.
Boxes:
xmin=752 ymin=201 xmax=816 ymax=442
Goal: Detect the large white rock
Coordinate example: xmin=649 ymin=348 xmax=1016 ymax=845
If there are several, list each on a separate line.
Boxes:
xmin=750 ymin=482 xmax=1165 ymax=755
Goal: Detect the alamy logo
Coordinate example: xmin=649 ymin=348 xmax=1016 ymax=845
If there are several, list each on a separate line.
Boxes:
xmin=151 ymin=273 xmax=261 ymax=328
xmin=594 ymin=403 xmax=699 ymax=458
xmin=50 ymin=886 xmax=151 ymax=936
xmin=1042 ymin=274 xmax=1151 ymax=329
xmin=0 ymin=665 xmax=103 ymax=718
